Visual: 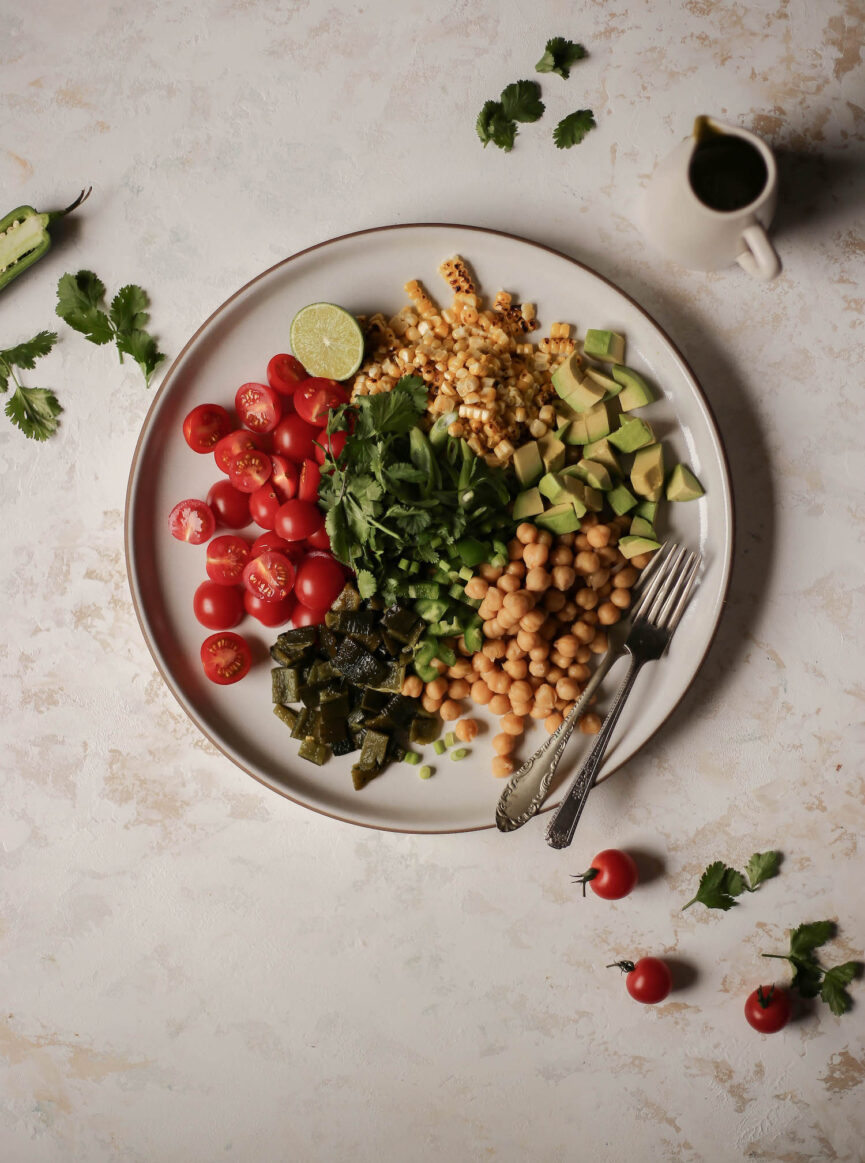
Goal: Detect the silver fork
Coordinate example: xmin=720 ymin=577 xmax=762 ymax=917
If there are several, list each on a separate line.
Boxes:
xmin=545 ymin=543 xmax=702 ymax=850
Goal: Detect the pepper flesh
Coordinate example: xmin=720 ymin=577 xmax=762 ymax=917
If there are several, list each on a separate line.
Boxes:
xmin=0 ymin=187 xmax=91 ymax=293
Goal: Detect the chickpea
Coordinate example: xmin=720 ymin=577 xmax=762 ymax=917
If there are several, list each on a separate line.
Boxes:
xmin=483 ymin=638 xmax=506 ymax=660
xmin=452 ymin=660 xmax=474 ymax=680
xmin=575 ymin=588 xmax=599 ymax=611
xmin=598 ymin=583 xmax=613 ymax=599
xmin=505 ymin=638 xmax=526 ymax=660
xmin=536 ymin=682 xmax=558 ymax=705
xmin=505 ymin=560 xmax=527 ymax=578
xmin=480 ymin=587 xmax=503 ymax=614
xmin=582 ymin=610 xmax=599 ymax=626
xmin=516 ymin=522 xmax=538 ymax=544
xmin=580 ymin=512 xmax=599 ymax=528
xmin=586 ymin=524 xmax=612 ymax=548
xmin=539 ymin=619 xmax=558 ymax=642
xmin=568 ymin=663 xmax=590 ymax=683
xmin=576 ymin=646 xmax=592 ymax=664
xmin=545 ymin=712 xmax=564 ymax=734
xmin=598 ymin=546 xmax=624 ymax=567
xmin=514 ymin=629 xmax=538 ymax=653
xmin=470 ymin=680 xmax=492 ymax=705
xmin=575 ymin=533 xmax=591 ymax=551
xmin=479 ymin=563 xmax=504 ymax=582
xmin=519 ymin=608 xmax=546 ymax=633
xmin=631 ymin=551 xmax=655 ymax=570
xmin=536 ymin=529 xmax=554 ymax=547
xmin=610 ymin=588 xmax=632 ymax=610
xmin=528 ymin=659 xmax=547 ymax=678
xmin=550 ymin=545 xmax=573 ymax=567
xmin=572 ymin=621 xmax=596 ymax=645
xmin=489 ymin=693 xmax=511 ymax=716
xmin=547 ymin=666 xmax=564 ymax=684
xmin=492 ymin=732 xmax=516 ymax=756
xmin=431 ymin=657 xmax=448 ymax=674
xmin=614 ymin=514 xmax=632 ymax=529
xmin=492 ymin=756 xmax=515 ymax=779
xmin=550 ymin=650 xmax=570 ymax=670
xmin=454 ymin=718 xmax=478 ymax=743
xmin=472 ymin=652 xmax=493 ymax=673
xmin=487 ymin=669 xmax=512 ymax=695
xmin=510 ymin=702 xmax=532 ymax=719
xmin=543 ymin=589 xmax=566 ymax=612
xmin=448 ymin=678 xmax=471 ymax=699
xmin=580 ymin=712 xmax=603 ymax=735
xmin=558 ymin=532 xmax=576 ymax=547
xmin=497 ymin=572 xmax=521 ymax=594
xmin=529 ymin=703 xmax=550 ymax=719
xmin=523 ymin=542 xmax=549 ymax=571
xmin=507 ymin=538 xmax=523 ymax=560
xmin=588 ymin=568 xmax=611 ymax=590
xmin=482 ymin=619 xmax=505 ymax=639
xmin=440 ymin=699 xmax=462 ymax=721
xmin=613 ymin=566 xmax=639 ymax=589
xmin=496 ymin=608 xmax=518 ymax=632
xmin=422 ymin=694 xmax=442 ymax=713
xmin=426 ymin=677 xmax=448 ymax=700
xmin=528 ymin=642 xmax=550 ymax=661
xmin=503 ymin=589 xmax=532 ymax=616
xmin=523 ymin=568 xmax=549 ymax=593
xmin=575 ymin=550 xmax=601 ymax=574
xmin=464 ymin=577 xmax=488 ymax=601
xmin=500 ymin=712 xmax=525 ymax=736
xmin=589 ymin=631 xmax=609 ymax=654
xmin=555 ymin=634 xmax=580 ymax=658
xmin=509 ymin=679 xmax=533 ymax=705
xmin=597 ymin=601 xmax=621 ymax=626
xmin=552 ymin=565 xmax=577 ymax=591
xmin=402 ymin=674 xmax=423 ymax=698
xmin=503 ymin=658 xmax=528 ymax=680
xmin=556 ymin=677 xmax=581 ymax=702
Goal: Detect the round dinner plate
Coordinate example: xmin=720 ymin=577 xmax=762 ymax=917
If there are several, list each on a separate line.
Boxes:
xmin=125 ymin=224 xmax=733 ymax=834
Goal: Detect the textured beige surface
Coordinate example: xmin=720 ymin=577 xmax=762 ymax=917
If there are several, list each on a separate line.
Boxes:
xmin=2 ymin=1 xmax=864 ymax=1160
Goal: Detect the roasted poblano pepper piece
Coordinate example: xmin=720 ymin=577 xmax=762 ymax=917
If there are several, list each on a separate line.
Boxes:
xmin=0 ymin=188 xmax=91 ymax=292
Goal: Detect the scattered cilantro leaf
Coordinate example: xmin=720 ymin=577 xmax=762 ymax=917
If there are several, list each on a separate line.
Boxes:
xmin=0 ymin=331 xmax=62 ymax=440
xmin=535 ymin=37 xmax=587 ymax=79
xmin=762 ymin=920 xmax=861 ymax=1017
xmin=683 ymin=851 xmax=783 ymax=911
xmin=553 ymin=109 xmax=597 ymax=149
xmin=744 ymin=850 xmax=782 ymax=891
xmin=476 ymin=100 xmax=518 ymax=151
xmin=501 ymin=80 xmax=545 ymax=123
xmin=821 ymin=963 xmax=860 ymax=1016
xmin=790 ymin=920 xmax=836 ymax=960
xmin=0 ymin=331 xmax=57 ymax=379
xmin=56 ymin=271 xmax=165 ymax=385
xmin=355 ymin=569 xmax=377 ymax=600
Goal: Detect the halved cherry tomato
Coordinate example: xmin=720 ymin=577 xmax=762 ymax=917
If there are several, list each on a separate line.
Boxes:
xmin=206 ymin=535 xmax=251 ymax=585
xmin=274 ymin=498 xmax=324 ymax=542
xmin=214 ymin=428 xmax=260 ymax=474
xmin=306 ymin=523 xmax=331 ymax=551
xmin=242 ymin=550 xmax=296 ymax=603
xmin=294 ymin=552 xmax=345 ymax=611
xmin=193 ymin=580 xmax=244 ymax=630
xmin=248 ymin=484 xmax=282 ymax=530
xmin=314 ymin=429 xmax=347 ymax=466
xmin=200 ymin=631 xmax=251 ymax=685
xmin=183 ymin=403 xmax=233 ymax=453
xmin=235 ymin=382 xmax=283 ymax=433
xmin=251 ymin=531 xmax=295 ymax=558
xmin=206 ymin=480 xmax=251 ymax=529
xmin=267 ymin=353 xmax=307 ymax=396
xmin=745 ymin=985 xmax=791 ymax=1033
xmin=244 ymin=590 xmax=297 ymax=627
xmin=229 ymin=448 xmax=273 ymax=494
xmin=294 ymin=378 xmax=349 ymax=427
xmin=270 ymin=454 xmax=299 ymax=501
xmin=292 ymin=602 xmax=329 ymax=627
xmin=297 ymin=459 xmax=321 ymax=503
xmin=169 ymin=499 xmax=216 ymax=544
xmin=272 ymin=413 xmax=320 ymax=462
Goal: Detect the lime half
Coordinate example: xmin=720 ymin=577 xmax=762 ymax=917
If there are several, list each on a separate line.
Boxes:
xmin=289 ymin=302 xmax=365 ymax=381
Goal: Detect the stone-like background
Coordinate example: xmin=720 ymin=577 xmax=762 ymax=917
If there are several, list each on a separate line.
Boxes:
xmin=2 ymin=1 xmax=863 ymax=1160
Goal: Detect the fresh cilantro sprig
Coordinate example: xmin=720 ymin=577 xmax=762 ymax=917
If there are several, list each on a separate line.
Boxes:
xmin=56 ymin=271 xmax=164 ymax=386
xmin=0 ymin=331 xmax=62 ymax=441
xmin=535 ymin=37 xmax=587 ymax=79
xmin=501 ymin=80 xmax=545 ymax=124
xmin=762 ymin=921 xmax=861 ymax=1016
xmin=682 ymin=851 xmax=781 ymax=911
xmin=477 ymin=81 xmax=544 ymax=151
xmin=553 ymin=109 xmax=597 ymax=149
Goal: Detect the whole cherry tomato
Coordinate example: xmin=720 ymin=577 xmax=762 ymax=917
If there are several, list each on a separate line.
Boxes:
xmin=609 ymin=957 xmax=672 ymax=1005
xmin=744 ymin=985 xmax=791 ymax=1033
xmin=572 ymin=849 xmax=639 ymax=900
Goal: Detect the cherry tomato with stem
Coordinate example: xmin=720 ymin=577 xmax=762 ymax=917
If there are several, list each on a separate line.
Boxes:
xmin=572 ymin=849 xmax=639 ymax=900
xmin=744 ymin=985 xmax=791 ymax=1033
xmin=205 ymin=535 xmax=251 ymax=585
xmin=243 ymin=590 xmax=297 ymax=627
xmin=235 ymin=382 xmax=283 ymax=433
xmin=168 ymin=499 xmax=216 ymax=544
xmin=297 ymin=459 xmax=321 ymax=504
xmin=270 ymin=454 xmax=299 ymax=501
xmin=272 ymin=413 xmax=320 ymax=463
xmin=193 ymin=580 xmax=244 ymax=630
xmin=200 ymin=631 xmax=251 ymax=685
xmin=294 ymin=378 xmax=349 ymax=427
xmin=207 ymin=480 xmax=251 ymax=529
xmin=214 ymin=429 xmax=260 ymax=474
xmin=274 ymin=498 xmax=324 ymax=542
xmin=183 ymin=403 xmax=232 ymax=453
xmin=608 ymin=957 xmax=672 ymax=1005
xmin=314 ymin=428 xmax=347 ymax=466
xmin=294 ymin=552 xmax=345 ymax=611
xmin=242 ymin=550 xmax=296 ymax=603
xmin=292 ymin=602 xmax=329 ymax=628
xmin=228 ymin=448 xmax=272 ymax=494
xmin=267 ymin=353 xmax=307 ymax=396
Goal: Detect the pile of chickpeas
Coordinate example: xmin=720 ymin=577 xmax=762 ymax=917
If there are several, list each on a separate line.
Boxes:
xmin=402 ymin=514 xmax=651 ymax=778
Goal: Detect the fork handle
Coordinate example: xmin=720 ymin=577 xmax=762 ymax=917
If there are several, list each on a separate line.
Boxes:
xmin=545 ymin=654 xmax=645 ymax=850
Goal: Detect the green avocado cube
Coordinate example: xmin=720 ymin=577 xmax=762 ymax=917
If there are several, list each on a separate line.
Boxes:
xmin=666 ymin=464 xmax=705 ymax=501
xmin=618 ymin=534 xmax=661 ymax=559
xmin=612 ymin=365 xmax=656 ymax=410
xmin=535 ymin=503 xmax=581 ymax=534
xmin=583 ymin=365 xmax=621 ymax=398
xmin=550 ymin=352 xmax=584 ymax=399
xmin=575 ymin=458 xmax=613 ymax=491
xmin=608 ymin=416 xmax=655 ymax=453
xmin=513 ymin=487 xmax=545 ymax=520
xmin=513 ymin=441 xmax=543 ymax=486
xmin=583 ymin=329 xmax=625 ymax=364
xmin=634 ymin=500 xmax=658 ymax=522
xmin=631 ymin=443 xmax=664 ymax=502
xmin=582 ymin=438 xmax=621 ymax=477
xmin=608 ymin=483 xmax=638 ymax=515
xmin=538 ymin=432 xmax=566 ymax=473
xmin=630 ymin=515 xmax=656 ymax=539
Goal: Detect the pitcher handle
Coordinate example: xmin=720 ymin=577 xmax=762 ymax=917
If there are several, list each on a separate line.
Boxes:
xmin=736 ymin=223 xmax=781 ymax=281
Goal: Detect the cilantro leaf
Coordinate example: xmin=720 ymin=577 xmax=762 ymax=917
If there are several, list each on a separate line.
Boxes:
xmin=110 ymin=284 xmax=150 ymax=335
xmin=57 ymin=271 xmax=165 ymax=384
xmin=535 ymin=37 xmax=587 ymax=79
xmin=553 ymin=109 xmax=597 ymax=149
xmin=682 ymin=861 xmax=740 ymax=911
xmin=790 ymin=920 xmax=836 ymax=960
xmin=5 ymin=386 xmax=62 ymax=441
xmin=56 ymin=271 xmax=114 ymax=344
xmin=500 ymin=80 xmax=545 ymax=124
xmin=476 ymin=100 xmax=518 ymax=151
xmin=745 ymin=850 xmax=782 ymax=891
xmin=763 ymin=921 xmax=860 ymax=1015
xmin=789 ymin=955 xmax=825 ymax=998
xmin=821 ymin=963 xmax=860 ymax=1016
xmin=0 ymin=331 xmax=57 ymax=377
xmin=325 ymin=505 xmax=352 ymax=565
xmin=116 ymin=328 xmax=165 ymax=387
xmin=356 ymin=569 xmax=377 ymax=599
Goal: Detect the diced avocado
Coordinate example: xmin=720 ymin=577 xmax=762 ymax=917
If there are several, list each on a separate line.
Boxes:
xmin=513 ymin=441 xmax=543 ymax=486
xmin=608 ymin=415 xmax=655 ymax=453
xmin=535 ymin=503 xmax=581 ymax=534
xmin=513 ymin=486 xmax=545 ymax=519
xmin=608 ymin=483 xmax=638 ymax=515
xmin=562 ymin=413 xmax=588 ymax=445
xmin=538 ymin=432 xmax=566 ymax=473
xmin=618 ymin=534 xmax=661 ymax=559
xmin=554 ymin=420 xmax=572 ymax=441
xmin=582 ymin=438 xmax=621 ymax=477
xmin=555 ymin=468 xmax=589 ymax=516
xmin=583 ymin=400 xmax=618 ymax=442
xmin=539 ymin=472 xmax=585 ymax=508
xmin=583 ymin=365 xmax=621 ymax=397
xmin=562 ymin=377 xmax=606 ymax=414
xmin=550 ymin=352 xmax=584 ymax=399
xmin=584 ymin=329 xmax=625 ymax=364
xmin=666 ymin=463 xmax=705 ymax=501
xmin=575 ymin=458 xmax=613 ymax=491
xmin=630 ymin=515 xmax=656 ymax=539
xmin=612 ymin=365 xmax=656 ymax=410
xmin=631 ymin=443 xmax=664 ymax=501
xmin=560 ymin=473 xmax=602 ymax=513
xmin=634 ymin=499 xmax=658 ymax=523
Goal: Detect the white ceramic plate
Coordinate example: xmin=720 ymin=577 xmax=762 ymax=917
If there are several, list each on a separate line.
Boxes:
xmin=125 ymin=224 xmax=733 ymax=834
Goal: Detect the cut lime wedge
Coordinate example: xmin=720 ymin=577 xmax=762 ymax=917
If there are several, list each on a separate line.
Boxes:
xmin=289 ymin=302 xmax=365 ymax=381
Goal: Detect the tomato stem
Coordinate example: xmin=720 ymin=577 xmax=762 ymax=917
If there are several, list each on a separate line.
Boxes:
xmin=756 ymin=984 xmax=775 ymax=1009
xmin=571 ymin=868 xmax=599 ymax=897
xmin=607 ymin=960 xmax=635 ymax=974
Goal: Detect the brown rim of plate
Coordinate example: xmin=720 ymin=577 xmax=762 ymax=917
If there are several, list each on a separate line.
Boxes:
xmin=124 ymin=222 xmax=735 ymax=836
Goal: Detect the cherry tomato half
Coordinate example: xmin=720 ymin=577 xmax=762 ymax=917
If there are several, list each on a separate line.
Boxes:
xmin=251 ymin=531 xmax=294 ymax=557
xmin=193 ymin=580 xmax=244 ymax=630
xmin=294 ymin=552 xmax=345 ymax=611
xmin=297 ymin=459 xmax=321 ymax=504
xmin=745 ymin=985 xmax=791 ymax=1033
xmin=572 ymin=849 xmax=639 ymax=900
xmin=207 ymin=480 xmax=251 ymax=529
xmin=248 ymin=484 xmax=282 ymax=531
xmin=200 ymin=631 xmax=251 ymax=685
xmin=314 ymin=429 xmax=347 ymax=466
xmin=244 ymin=590 xmax=297 ymax=627
xmin=214 ymin=429 xmax=259 ymax=474
xmin=306 ymin=523 xmax=331 ymax=551
xmin=274 ymin=498 xmax=324 ymax=542
xmin=609 ymin=957 xmax=672 ymax=1005
xmin=228 ymin=448 xmax=273 ymax=494
xmin=206 ymin=535 xmax=251 ymax=585
xmin=183 ymin=403 xmax=233 ymax=453
xmin=168 ymin=499 xmax=216 ymax=544
xmin=292 ymin=602 xmax=329 ymax=627
xmin=242 ymin=550 xmax=296 ymax=603
xmin=272 ymin=413 xmax=320 ymax=463
xmin=235 ymin=382 xmax=283 ymax=434
xmin=267 ymin=353 xmax=307 ymax=396
xmin=294 ymin=377 xmax=349 ymax=427
xmin=270 ymin=454 xmax=299 ymax=502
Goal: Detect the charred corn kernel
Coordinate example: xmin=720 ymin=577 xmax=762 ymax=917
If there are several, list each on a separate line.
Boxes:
xmin=419 ymin=765 xmax=434 ymax=779
xmin=493 ymin=438 xmax=514 ymax=460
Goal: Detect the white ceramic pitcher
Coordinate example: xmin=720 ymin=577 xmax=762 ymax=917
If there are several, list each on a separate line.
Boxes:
xmin=638 ymin=116 xmax=781 ymax=281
